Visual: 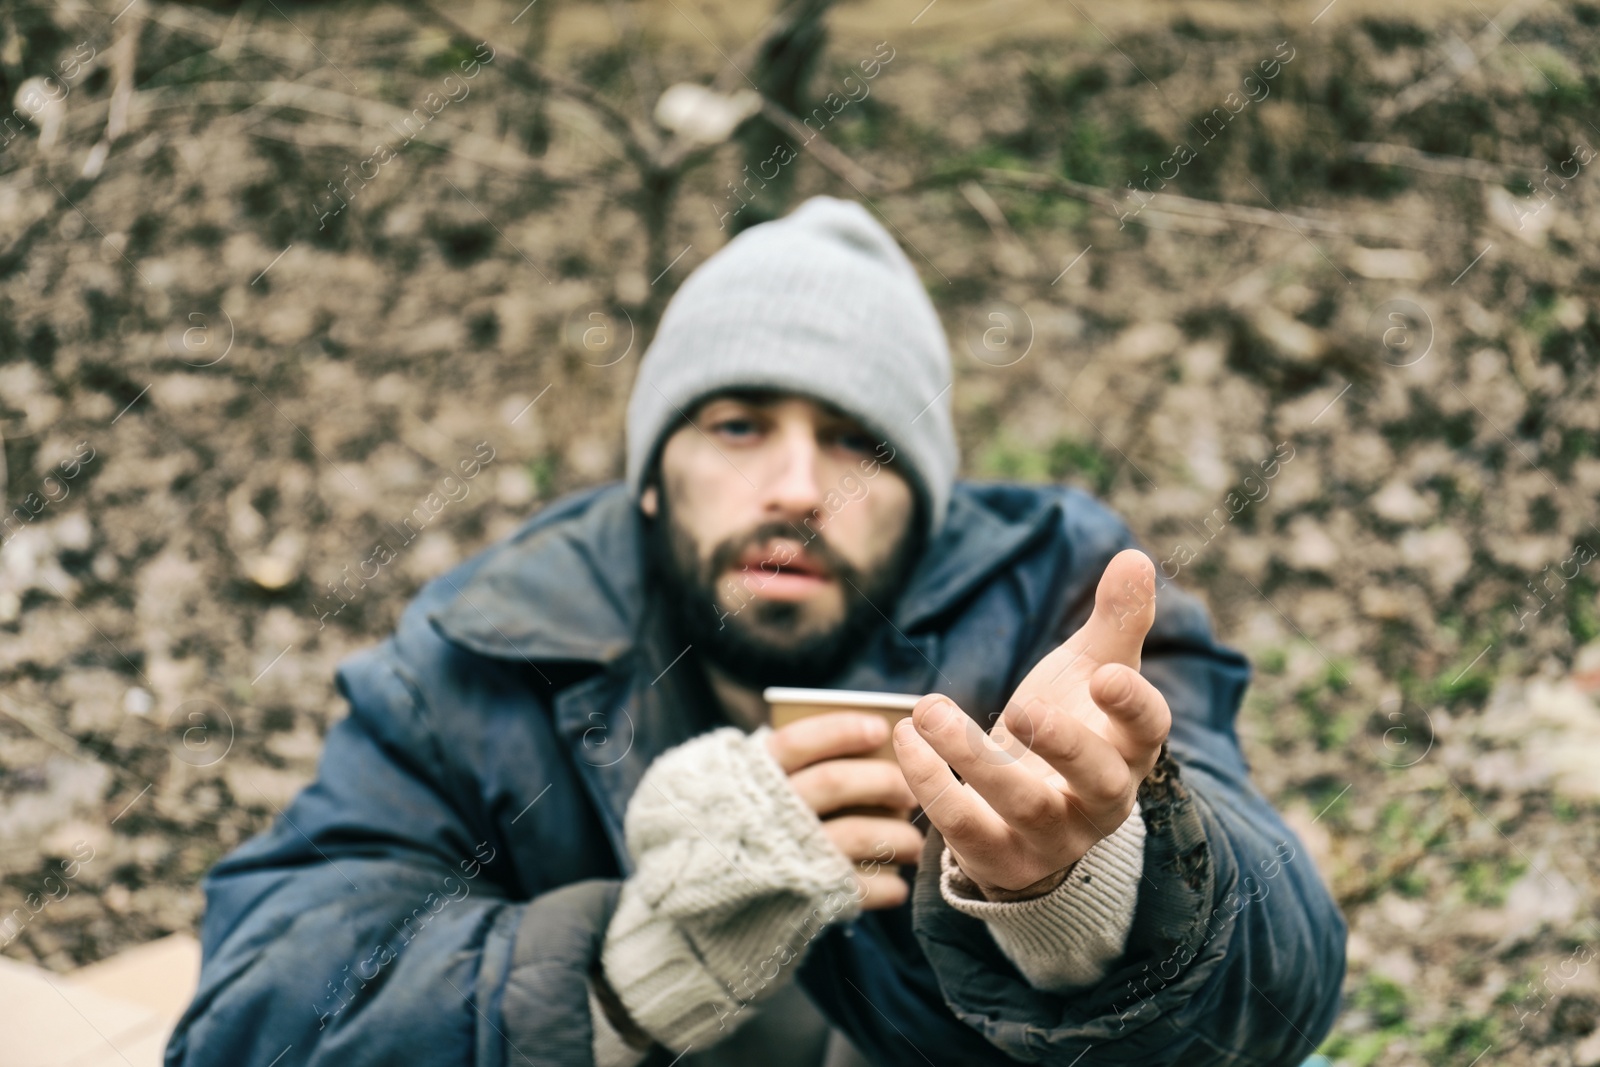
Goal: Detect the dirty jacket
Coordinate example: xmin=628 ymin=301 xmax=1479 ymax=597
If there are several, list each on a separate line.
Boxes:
xmin=165 ymin=480 xmax=1346 ymax=1066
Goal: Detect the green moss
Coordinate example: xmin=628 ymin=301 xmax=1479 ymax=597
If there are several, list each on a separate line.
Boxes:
xmin=828 ymin=89 xmax=891 ymax=151
xmin=1307 ymin=781 xmax=1352 ymax=826
xmin=1420 ymin=1016 xmax=1496 ymax=1062
xmin=1319 ymin=1028 xmax=1401 ymax=1067
xmin=528 ymin=456 xmax=557 ymax=498
xmin=977 ymin=438 xmax=1053 ymax=483
xmin=1056 ymin=64 xmax=1112 ymax=107
xmin=1428 ymin=641 xmax=1496 ymax=707
xmin=1294 ymin=659 xmax=1357 ymax=750
xmin=1359 ymin=975 xmax=1411 ymax=1028
xmin=424 ymin=41 xmax=486 ymax=75
xmin=1393 ymin=867 xmax=1429 ymax=898
xmin=1366 ymin=796 xmax=1452 ymax=897
xmin=1115 ymin=124 xmax=1169 ymax=171
xmin=976 ymin=434 xmax=1116 ymax=495
xmin=1258 ymin=646 xmax=1289 ymax=675
xmin=1059 ymin=120 xmax=1108 ymax=185
xmin=1566 ymin=576 xmax=1599 ymax=643
xmin=950 ymin=144 xmax=1037 ymax=175
xmin=1456 ymin=856 xmax=1526 ymax=907
xmin=1560 ymin=427 xmax=1597 ymax=463
xmin=1375 ymin=798 xmax=1409 ymax=842
xmin=1360 ymin=18 xmax=1428 ymax=52
xmin=1047 ymin=436 xmax=1115 ymax=495
xmin=1001 ymin=190 xmax=1093 ymax=233
xmin=1526 ymin=55 xmax=1592 ymax=113
xmin=1319 ymin=974 xmax=1415 ymax=1065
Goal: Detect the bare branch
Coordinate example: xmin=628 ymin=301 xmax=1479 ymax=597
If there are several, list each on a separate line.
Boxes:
xmin=958 ymin=180 xmax=1037 ymax=275
xmin=712 ymin=0 xmax=835 ymax=95
xmin=906 ymin=167 xmax=1431 ymax=241
xmin=403 ymin=0 xmax=665 ymax=171
xmin=606 ymin=0 xmax=663 ymax=115
xmin=758 ymin=98 xmax=885 ymax=193
xmin=246 ymin=120 xmax=581 ymax=187
xmin=1374 ymin=0 xmax=1546 ymax=124
xmin=1347 ymin=141 xmax=1531 ymax=184
xmin=82 ymin=5 xmax=142 ymax=179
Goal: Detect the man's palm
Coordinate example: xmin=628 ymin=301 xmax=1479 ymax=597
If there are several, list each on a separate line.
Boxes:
xmin=893 ymin=549 xmax=1172 ymax=896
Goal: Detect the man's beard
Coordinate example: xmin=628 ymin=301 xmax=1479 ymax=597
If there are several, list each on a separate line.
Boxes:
xmin=644 ymin=492 xmax=922 ymax=690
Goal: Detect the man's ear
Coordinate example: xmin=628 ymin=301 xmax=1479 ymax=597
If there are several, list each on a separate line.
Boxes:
xmin=640 ymin=484 xmax=659 ymax=518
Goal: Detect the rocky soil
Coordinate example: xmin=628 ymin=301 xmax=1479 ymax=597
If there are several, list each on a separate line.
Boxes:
xmin=2 ymin=1 xmax=1600 ymax=1063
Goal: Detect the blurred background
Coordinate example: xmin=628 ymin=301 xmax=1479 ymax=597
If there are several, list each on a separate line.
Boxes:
xmin=1 ymin=0 xmax=1599 ymax=1063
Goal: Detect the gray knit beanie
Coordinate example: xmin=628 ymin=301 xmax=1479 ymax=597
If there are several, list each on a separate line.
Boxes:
xmin=624 ymin=196 xmax=958 ymax=537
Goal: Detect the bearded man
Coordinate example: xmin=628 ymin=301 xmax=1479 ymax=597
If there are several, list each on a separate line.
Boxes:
xmin=168 ymin=197 xmax=1344 ymax=1067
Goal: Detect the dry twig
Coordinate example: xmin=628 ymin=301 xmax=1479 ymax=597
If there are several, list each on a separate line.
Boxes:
xmin=405 ymin=0 xmax=663 ymax=175
xmin=81 ymin=5 xmax=141 ymax=180
xmin=1347 ymin=141 xmax=1532 ymax=184
xmin=1374 ymin=0 xmax=1547 ymax=124
xmin=958 ymin=179 xmax=1038 ymax=276
xmin=897 ymin=166 xmax=1432 ymax=242
xmin=758 ymin=98 xmax=886 ymax=193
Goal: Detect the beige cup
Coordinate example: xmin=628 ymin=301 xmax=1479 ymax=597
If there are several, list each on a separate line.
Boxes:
xmin=762 ymin=687 xmax=925 ymax=760
xmin=763 ymin=687 xmax=926 ymax=822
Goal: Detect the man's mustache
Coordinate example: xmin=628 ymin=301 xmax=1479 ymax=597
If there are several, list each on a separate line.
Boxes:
xmin=704 ymin=521 xmax=857 ymax=589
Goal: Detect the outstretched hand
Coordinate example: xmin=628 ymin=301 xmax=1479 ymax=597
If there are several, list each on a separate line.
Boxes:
xmin=893 ymin=549 xmax=1171 ymax=899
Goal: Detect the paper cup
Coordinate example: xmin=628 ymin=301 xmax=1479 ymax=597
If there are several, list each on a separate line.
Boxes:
xmin=762 ymin=687 xmax=925 ymax=762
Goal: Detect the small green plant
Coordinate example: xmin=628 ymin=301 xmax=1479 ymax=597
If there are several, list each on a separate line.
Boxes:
xmin=1419 ymin=1015 xmax=1496 ymax=1064
xmin=1361 ymin=975 xmax=1411 ymax=1029
xmin=424 ymin=40 xmax=485 ymax=75
xmin=1046 ymin=436 xmax=1114 ymax=495
xmin=1456 ymin=855 xmax=1526 ymax=907
xmin=976 ymin=434 xmax=1115 ymax=496
xmin=1295 ymin=660 xmax=1356 ymax=750
xmin=527 ymin=456 xmax=557 ymax=499
xmin=1319 ymin=974 xmax=1413 ymax=1065
xmin=977 ymin=438 xmax=1052 ymax=483
xmin=1429 ymin=643 xmax=1496 ymax=707
xmin=1059 ymin=119 xmax=1107 ymax=184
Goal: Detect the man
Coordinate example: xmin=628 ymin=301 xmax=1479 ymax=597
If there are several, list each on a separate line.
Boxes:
xmin=167 ymin=197 xmax=1344 ymax=1067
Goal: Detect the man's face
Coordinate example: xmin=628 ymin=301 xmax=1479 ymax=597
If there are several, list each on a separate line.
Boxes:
xmin=640 ymin=392 xmax=920 ymax=689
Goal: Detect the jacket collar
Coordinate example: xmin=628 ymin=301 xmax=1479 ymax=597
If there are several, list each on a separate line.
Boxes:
xmin=428 ymin=481 xmax=1058 ymax=666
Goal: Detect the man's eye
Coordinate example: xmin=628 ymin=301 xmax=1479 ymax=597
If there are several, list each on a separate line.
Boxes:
xmin=712 ymin=418 xmax=759 ymax=438
xmin=832 ymin=431 xmax=877 ymax=455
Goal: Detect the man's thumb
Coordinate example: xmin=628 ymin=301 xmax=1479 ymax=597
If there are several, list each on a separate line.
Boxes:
xmin=1080 ymin=549 xmax=1157 ymax=666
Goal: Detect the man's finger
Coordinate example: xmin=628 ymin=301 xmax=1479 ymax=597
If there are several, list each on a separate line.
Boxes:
xmin=1089 ymin=662 xmax=1171 ymax=772
xmin=1003 ymin=694 xmax=1132 ymax=814
xmin=1070 ymin=548 xmax=1158 ymax=669
xmin=852 ymin=868 xmax=911 ymax=911
xmin=909 ymin=693 xmax=1085 ymax=835
xmin=766 ymin=711 xmax=890 ymax=773
xmin=891 ymin=700 xmax=1007 ymax=850
xmin=789 ymin=758 xmax=918 ymax=817
xmin=820 ymin=815 xmax=925 ymax=867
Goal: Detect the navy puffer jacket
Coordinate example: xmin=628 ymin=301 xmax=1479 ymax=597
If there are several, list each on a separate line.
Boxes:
xmin=166 ymin=481 xmax=1345 ymax=1066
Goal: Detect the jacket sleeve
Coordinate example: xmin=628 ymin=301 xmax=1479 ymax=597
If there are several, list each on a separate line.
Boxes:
xmin=163 ymin=637 xmax=619 ymax=1067
xmin=908 ymin=502 xmax=1347 ymax=1066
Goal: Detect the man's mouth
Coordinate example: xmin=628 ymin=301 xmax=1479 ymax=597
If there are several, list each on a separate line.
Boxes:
xmin=729 ymin=540 xmax=833 ymax=601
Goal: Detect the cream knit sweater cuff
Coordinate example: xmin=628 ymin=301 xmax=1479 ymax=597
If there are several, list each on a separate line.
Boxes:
xmin=938 ymin=801 xmax=1146 ymax=993
xmin=589 ymin=980 xmax=652 ymax=1067
xmin=599 ymin=725 xmax=863 ymax=1055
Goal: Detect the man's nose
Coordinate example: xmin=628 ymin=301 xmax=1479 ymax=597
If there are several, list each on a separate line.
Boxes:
xmin=761 ymin=425 xmax=825 ymax=517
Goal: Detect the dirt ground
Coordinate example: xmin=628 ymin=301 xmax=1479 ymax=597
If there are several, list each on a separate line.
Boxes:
xmin=2 ymin=0 xmax=1600 ymax=1063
